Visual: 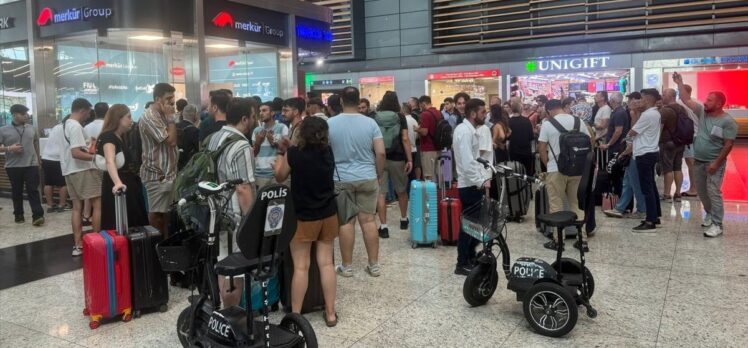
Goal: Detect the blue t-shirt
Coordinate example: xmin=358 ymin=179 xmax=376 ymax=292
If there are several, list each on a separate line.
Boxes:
xmin=328 ymin=113 xmax=383 ymax=182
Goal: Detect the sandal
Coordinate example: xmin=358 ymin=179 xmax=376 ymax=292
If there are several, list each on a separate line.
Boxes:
xmin=323 ymin=312 xmax=338 ymax=327
xmin=680 ymin=192 xmax=697 ymax=197
xmin=82 ymin=215 xmax=92 ymax=226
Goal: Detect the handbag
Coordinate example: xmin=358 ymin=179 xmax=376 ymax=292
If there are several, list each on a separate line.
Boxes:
xmin=333 ymin=161 xmax=357 ymax=226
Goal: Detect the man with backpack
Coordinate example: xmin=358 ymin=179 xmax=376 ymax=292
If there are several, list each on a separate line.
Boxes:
xmin=373 ymin=92 xmax=413 ymax=238
xmin=659 ymin=89 xmax=693 ymax=203
xmin=203 ymin=97 xmax=257 ymax=308
xmin=416 ymin=96 xmax=442 ymax=181
xmin=538 ymin=99 xmax=592 ymax=251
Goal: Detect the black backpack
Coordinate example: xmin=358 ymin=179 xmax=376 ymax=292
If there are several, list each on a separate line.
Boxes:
xmin=428 ymin=109 xmax=452 ymax=150
xmin=665 ymin=104 xmax=695 ymax=146
xmin=547 ymin=116 xmax=591 ymax=176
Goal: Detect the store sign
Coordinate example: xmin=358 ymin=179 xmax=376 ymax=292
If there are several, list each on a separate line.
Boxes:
xmin=427 ymin=69 xmax=500 ymax=80
xmin=37 ymin=0 xmax=193 ymax=39
xmin=359 ymin=76 xmax=394 ymax=84
xmin=312 ymin=79 xmax=353 ymax=86
xmin=680 ymin=55 xmax=748 ymax=66
xmin=0 ymin=16 xmax=14 ymax=30
xmin=526 ymin=56 xmax=610 ymax=72
xmin=204 ymin=0 xmax=288 ymax=47
xmin=0 ymin=2 xmax=27 ymax=44
xmin=36 ymin=6 xmax=112 ymax=26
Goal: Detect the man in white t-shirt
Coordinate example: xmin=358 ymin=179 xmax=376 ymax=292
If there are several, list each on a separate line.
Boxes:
xmin=593 ymin=91 xmax=612 ymax=141
xmin=538 ymin=99 xmax=592 ymax=251
xmin=629 ymin=89 xmax=662 ymax=231
xmin=62 ymin=98 xmax=102 ymax=256
xmin=83 ymin=102 xmax=108 ymax=140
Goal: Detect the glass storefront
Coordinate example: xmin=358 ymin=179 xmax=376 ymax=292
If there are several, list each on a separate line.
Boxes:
xmin=426 ymin=70 xmax=501 ymax=105
xmin=359 ymin=76 xmax=394 ymax=106
xmin=0 ymin=45 xmax=31 ymax=126
xmin=206 ymin=38 xmax=280 ymax=101
xmin=644 ymin=56 xmax=748 ymax=138
xmin=42 ymin=30 xmax=190 ymax=121
xmin=513 ymin=70 xmax=631 ymax=104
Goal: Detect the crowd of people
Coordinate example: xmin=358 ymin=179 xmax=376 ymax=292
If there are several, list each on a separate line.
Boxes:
xmin=0 ymin=71 xmax=737 ymax=326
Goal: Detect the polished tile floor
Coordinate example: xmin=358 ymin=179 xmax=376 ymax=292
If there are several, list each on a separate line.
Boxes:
xmin=1 ymin=196 xmax=747 ymax=347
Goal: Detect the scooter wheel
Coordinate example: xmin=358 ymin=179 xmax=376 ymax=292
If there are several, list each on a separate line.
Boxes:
xmin=587 ymin=308 xmax=598 ymax=318
xmin=177 ymin=307 xmax=197 ymax=348
xmin=523 ymin=282 xmax=578 ymax=337
xmin=280 ymin=313 xmax=318 ymax=348
xmin=463 ymin=263 xmax=498 ymax=307
xmin=89 ymin=320 xmax=100 ymax=330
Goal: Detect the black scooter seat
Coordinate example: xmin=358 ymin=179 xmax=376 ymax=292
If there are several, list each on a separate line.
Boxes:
xmin=215 ymin=252 xmax=277 ymax=277
xmin=536 ymin=211 xmax=578 ymax=227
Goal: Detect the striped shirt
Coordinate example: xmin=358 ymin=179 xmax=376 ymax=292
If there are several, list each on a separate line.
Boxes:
xmin=252 ymin=122 xmax=288 ymax=178
xmin=206 ymin=126 xmax=255 ymax=220
xmin=139 ymin=108 xmax=178 ymax=182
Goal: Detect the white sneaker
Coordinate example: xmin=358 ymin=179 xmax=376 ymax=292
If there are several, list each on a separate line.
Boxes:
xmin=72 ymin=246 xmax=83 ymax=257
xmin=365 ymin=263 xmax=381 ymax=277
xmin=335 ymin=265 xmax=353 ymax=278
xmin=701 ymin=215 xmax=713 ymax=227
xmin=704 ymin=225 xmax=723 ymax=238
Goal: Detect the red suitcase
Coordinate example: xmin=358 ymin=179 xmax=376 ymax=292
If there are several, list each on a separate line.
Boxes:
xmin=438 ymin=198 xmax=461 ymax=244
xmin=82 ymin=230 xmax=133 ymax=329
xmin=435 ymin=155 xmax=461 ymax=245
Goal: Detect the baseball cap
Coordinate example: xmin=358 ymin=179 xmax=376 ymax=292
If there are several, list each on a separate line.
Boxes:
xmin=9 ymin=104 xmax=29 ymax=115
xmin=626 ymin=91 xmax=642 ymax=100
xmin=639 ymin=89 xmax=661 ymax=101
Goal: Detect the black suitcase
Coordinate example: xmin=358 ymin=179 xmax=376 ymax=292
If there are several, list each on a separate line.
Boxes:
xmin=115 ymin=193 xmax=169 ymax=316
xmin=534 ymin=185 xmax=578 ymax=239
xmin=280 ymin=244 xmax=327 ymax=314
xmin=500 ymin=160 xmax=531 ymax=222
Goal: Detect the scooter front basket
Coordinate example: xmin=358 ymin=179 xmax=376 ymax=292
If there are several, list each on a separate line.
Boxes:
xmin=461 ymin=198 xmax=506 ymax=242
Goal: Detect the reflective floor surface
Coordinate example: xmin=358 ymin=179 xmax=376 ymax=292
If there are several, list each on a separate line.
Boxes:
xmin=1 ymin=196 xmax=747 ymax=347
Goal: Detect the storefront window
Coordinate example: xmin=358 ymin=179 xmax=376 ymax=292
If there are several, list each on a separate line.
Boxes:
xmin=47 ymin=30 xmax=190 ymax=121
xmin=515 ymin=70 xmax=631 ymax=104
xmin=206 ymin=38 xmax=280 ymax=101
xmin=0 ymin=45 xmax=31 ymax=126
xmin=359 ymin=76 xmax=394 ymax=106
xmin=427 ymin=70 xmax=501 ymax=105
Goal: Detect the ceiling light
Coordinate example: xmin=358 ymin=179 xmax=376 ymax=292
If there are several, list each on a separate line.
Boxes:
xmin=316 ymin=58 xmax=324 ymax=67
xmin=130 ymin=35 xmax=165 ymax=41
xmin=206 ymin=44 xmax=237 ymax=49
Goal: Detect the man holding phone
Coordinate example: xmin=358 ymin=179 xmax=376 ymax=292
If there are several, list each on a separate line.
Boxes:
xmin=139 ymin=83 xmax=179 ymax=237
xmin=0 ymin=104 xmax=44 ymax=226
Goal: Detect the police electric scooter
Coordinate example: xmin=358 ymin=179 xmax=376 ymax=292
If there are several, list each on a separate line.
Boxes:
xmin=462 ymin=158 xmax=597 ymax=337
xmin=172 ymin=180 xmax=317 ymax=347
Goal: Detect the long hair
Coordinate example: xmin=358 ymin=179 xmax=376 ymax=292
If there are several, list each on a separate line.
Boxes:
xmin=490 ymin=104 xmax=509 ymax=129
xmin=101 ymin=104 xmax=132 ymax=134
xmin=297 ymin=116 xmax=329 ymax=150
xmin=378 ymin=91 xmax=401 ymax=113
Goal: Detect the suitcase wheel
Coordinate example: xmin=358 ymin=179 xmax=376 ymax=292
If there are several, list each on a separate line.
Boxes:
xmin=411 ymin=242 xmax=417 ymax=249
xmin=134 ymin=310 xmax=141 ymax=318
xmin=122 ymin=313 xmax=133 ymax=322
xmin=432 ymin=242 xmax=437 ymax=249
xmin=89 ymin=320 xmax=100 ymax=330
xmin=159 ymin=304 xmax=169 ymax=313
xmin=82 ymin=308 xmax=90 ymax=316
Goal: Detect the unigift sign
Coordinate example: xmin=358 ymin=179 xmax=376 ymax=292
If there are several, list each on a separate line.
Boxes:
xmin=205 ymin=0 xmax=288 ymax=47
xmin=526 ymin=56 xmax=610 ymax=73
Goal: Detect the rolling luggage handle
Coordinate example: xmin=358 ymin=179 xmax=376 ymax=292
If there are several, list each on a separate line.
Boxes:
xmin=114 ymin=190 xmax=128 ymax=235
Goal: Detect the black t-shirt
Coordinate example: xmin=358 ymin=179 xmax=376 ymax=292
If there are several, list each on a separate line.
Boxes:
xmin=606 ymin=106 xmax=630 ymax=153
xmin=507 ymin=116 xmax=534 ymax=158
xmin=287 ymin=145 xmax=337 ymax=221
xmin=177 ymin=120 xmax=200 ymax=170
xmin=199 ymin=119 xmax=227 ymax=142
xmin=386 ymin=114 xmax=409 ymax=161
xmin=97 ymin=131 xmax=132 ymax=175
